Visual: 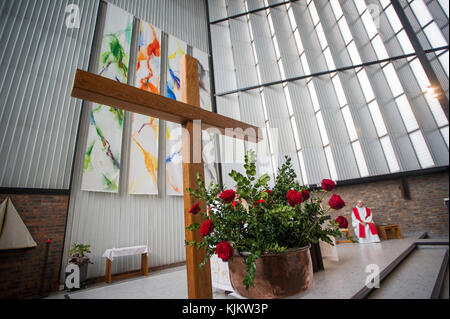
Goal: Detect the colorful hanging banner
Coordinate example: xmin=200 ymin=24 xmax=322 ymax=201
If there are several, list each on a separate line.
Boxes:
xmin=166 ymin=35 xmax=187 ymax=196
xmin=81 ymin=4 xmax=133 ymax=193
xmin=128 ymin=21 xmax=162 ymax=195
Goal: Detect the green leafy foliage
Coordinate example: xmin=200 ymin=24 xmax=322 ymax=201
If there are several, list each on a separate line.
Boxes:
xmin=185 ymin=151 xmax=341 ymax=289
xmin=69 ymin=243 xmax=93 ymax=265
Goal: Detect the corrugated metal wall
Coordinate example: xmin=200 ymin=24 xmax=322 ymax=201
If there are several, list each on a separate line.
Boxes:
xmin=0 ymin=0 xmax=98 ymax=189
xmin=61 ymin=0 xmax=210 ymax=280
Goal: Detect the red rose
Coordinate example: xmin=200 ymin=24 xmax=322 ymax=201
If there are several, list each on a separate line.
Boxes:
xmin=219 ymin=190 xmax=236 ymax=203
xmin=199 ymin=219 xmax=214 ymax=236
xmin=286 ymin=190 xmax=303 ymax=207
xmin=232 ymin=201 xmax=239 ymax=209
xmin=329 ymin=194 xmax=345 ymax=210
xmin=300 ymin=189 xmax=310 ymax=201
xmin=265 ymin=189 xmax=273 ymax=196
xmin=321 ymin=179 xmax=336 ymax=191
xmin=335 ymin=216 xmax=348 ymax=228
xmin=253 ymin=199 xmax=266 ymax=207
xmin=216 ymin=241 xmax=234 ymax=262
xmin=189 ymin=202 xmax=201 ymax=215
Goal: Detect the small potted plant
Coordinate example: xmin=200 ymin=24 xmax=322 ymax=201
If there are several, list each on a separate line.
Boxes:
xmin=68 ymin=243 xmax=93 ymax=288
xmin=185 ymin=151 xmax=344 ymax=298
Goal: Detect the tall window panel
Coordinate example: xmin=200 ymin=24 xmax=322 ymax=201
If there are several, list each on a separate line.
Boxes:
xmin=330 ymin=0 xmax=401 ymax=173
xmin=209 ymin=0 xmax=448 ymax=187
xmin=379 ymin=0 xmax=449 ymax=154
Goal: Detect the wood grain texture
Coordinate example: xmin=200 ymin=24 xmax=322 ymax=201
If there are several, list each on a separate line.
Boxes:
xmin=71 ymin=69 xmax=262 ymax=142
xmin=181 ymin=55 xmax=213 ymax=299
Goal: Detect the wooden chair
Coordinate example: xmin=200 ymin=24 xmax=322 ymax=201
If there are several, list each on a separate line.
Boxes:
xmin=336 ymin=228 xmax=352 ymax=244
xmin=377 ymin=224 xmax=402 ymax=240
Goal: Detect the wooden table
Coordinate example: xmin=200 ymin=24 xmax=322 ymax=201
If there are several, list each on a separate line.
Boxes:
xmin=336 ymin=228 xmax=352 ymax=244
xmin=377 ymin=224 xmax=402 ymax=240
xmin=103 ymin=246 xmax=149 ymax=284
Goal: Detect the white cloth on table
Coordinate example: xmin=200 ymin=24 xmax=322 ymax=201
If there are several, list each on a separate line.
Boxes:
xmin=352 ymin=207 xmax=380 ymax=244
xmin=102 ymin=245 xmax=148 ymax=261
xmin=210 ymin=254 xmax=233 ymax=292
xmin=319 ymin=219 xmax=339 ymax=262
xmin=320 ymin=236 xmax=339 ymax=262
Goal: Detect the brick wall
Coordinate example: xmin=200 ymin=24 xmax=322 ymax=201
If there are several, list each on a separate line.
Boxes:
xmin=326 ymin=171 xmax=449 ymax=238
xmin=0 ymin=193 xmax=69 ymax=299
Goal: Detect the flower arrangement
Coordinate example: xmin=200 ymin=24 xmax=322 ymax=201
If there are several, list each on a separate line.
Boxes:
xmin=186 ymin=151 xmax=344 ymax=289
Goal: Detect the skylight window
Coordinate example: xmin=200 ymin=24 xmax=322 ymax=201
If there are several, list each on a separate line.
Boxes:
xmin=308 ymin=81 xmax=320 ymax=112
xmin=329 ymin=0 xmax=343 ymax=19
xmin=425 ymin=94 xmax=449 ymax=127
xmin=338 ymin=19 xmax=353 ymax=45
xmin=352 ymin=141 xmax=369 ymax=177
xmin=368 ymin=100 xmax=388 ymax=137
xmin=301 ymin=54 xmax=311 ymax=75
xmin=291 ymin=117 xmax=301 ymax=150
xmin=423 ymin=22 xmax=448 ymax=48
xmin=380 ymin=136 xmax=401 ymax=172
xmin=348 ymin=41 xmax=362 ymax=65
xmin=284 ymin=86 xmax=294 ymax=116
xmin=298 ymin=150 xmax=309 ymax=185
xmin=385 ymin=5 xmax=403 ymax=33
xmin=439 ymin=51 xmax=449 ymax=77
xmin=354 ymin=0 xmax=367 ymax=15
xmin=372 ymin=35 xmax=389 ymax=60
xmin=395 ymin=94 xmax=419 ymax=132
xmin=411 ymin=0 xmax=433 ymax=26
xmin=287 ymin=7 xmax=296 ymax=31
xmin=383 ymin=63 xmax=404 ymax=98
xmin=438 ymin=0 xmax=449 ymax=17
xmin=293 ymin=29 xmax=304 ymax=55
xmin=409 ymin=130 xmax=435 ymax=168
xmin=441 ymin=126 xmax=449 ymax=148
xmin=357 ymin=69 xmax=375 ymax=102
xmin=409 ymin=58 xmax=431 ymax=90
xmin=324 ymin=48 xmax=336 ymax=70
xmin=332 ymin=76 xmax=347 ymax=107
xmin=397 ymin=30 xmax=415 ymax=55
xmin=316 ymin=111 xmax=329 ymax=146
xmin=342 ymin=106 xmax=359 ymax=141
xmin=316 ymin=23 xmax=328 ymax=50
xmin=308 ymin=1 xmax=320 ymax=26
xmin=361 ymin=10 xmax=378 ymax=39
xmin=324 ymin=146 xmax=338 ymax=180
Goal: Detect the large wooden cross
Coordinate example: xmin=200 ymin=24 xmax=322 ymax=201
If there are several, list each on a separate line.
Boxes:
xmin=71 ymin=55 xmax=262 ymax=299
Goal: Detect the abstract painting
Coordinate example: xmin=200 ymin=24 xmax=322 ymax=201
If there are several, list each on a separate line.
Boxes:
xmin=166 ymin=36 xmax=187 ymax=196
xmin=81 ymin=4 xmax=133 ymax=193
xmin=128 ymin=21 xmax=161 ymax=195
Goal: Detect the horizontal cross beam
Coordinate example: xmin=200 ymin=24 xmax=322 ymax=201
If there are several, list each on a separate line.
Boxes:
xmin=71 ymin=69 xmax=263 ymax=142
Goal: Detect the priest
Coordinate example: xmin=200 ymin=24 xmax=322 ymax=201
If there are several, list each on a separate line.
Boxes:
xmin=351 ymin=200 xmax=381 ymax=244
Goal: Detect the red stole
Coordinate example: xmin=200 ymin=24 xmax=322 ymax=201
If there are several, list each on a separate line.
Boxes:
xmin=353 ymin=207 xmax=378 ymax=238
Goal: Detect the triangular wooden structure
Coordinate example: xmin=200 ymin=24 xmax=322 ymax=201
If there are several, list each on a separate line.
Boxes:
xmin=0 ymin=197 xmax=37 ymax=250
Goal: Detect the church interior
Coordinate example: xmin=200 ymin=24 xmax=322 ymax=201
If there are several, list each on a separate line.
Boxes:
xmin=0 ymin=0 xmax=449 ymax=302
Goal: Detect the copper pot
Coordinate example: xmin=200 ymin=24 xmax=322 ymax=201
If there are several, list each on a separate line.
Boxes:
xmin=228 ymin=245 xmax=313 ymax=299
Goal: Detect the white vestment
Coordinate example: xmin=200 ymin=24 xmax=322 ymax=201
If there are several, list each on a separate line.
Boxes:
xmin=351 ymin=206 xmax=381 ymax=244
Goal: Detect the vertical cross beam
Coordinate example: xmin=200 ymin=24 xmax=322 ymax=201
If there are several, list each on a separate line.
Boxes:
xmin=180 ymin=54 xmax=213 ymax=299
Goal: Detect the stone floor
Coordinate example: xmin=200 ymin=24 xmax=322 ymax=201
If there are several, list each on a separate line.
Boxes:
xmin=46 ymin=234 xmax=448 ymax=299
